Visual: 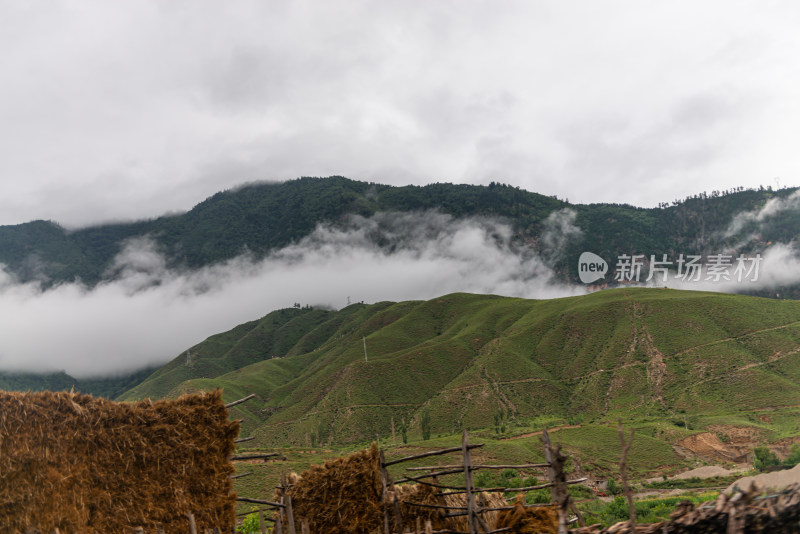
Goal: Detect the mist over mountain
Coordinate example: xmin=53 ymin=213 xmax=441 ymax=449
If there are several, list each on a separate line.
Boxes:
xmin=1 ymin=176 xmax=798 ymax=290
xmin=1 ymin=176 xmax=799 ymax=378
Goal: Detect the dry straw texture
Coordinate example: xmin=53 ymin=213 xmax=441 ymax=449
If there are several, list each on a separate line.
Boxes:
xmin=278 ymin=443 xmax=385 ymax=533
xmin=495 ymin=495 xmax=558 ymax=534
xmin=0 ymin=389 xmax=239 ymax=533
xmin=279 ymin=443 xmax=518 ymax=533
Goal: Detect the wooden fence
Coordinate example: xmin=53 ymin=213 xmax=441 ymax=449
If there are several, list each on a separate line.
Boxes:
xmin=26 ymin=395 xmax=748 ymax=534
xmin=377 ymin=429 xmax=586 ymax=534
xmin=220 ymin=424 xmax=586 ymax=534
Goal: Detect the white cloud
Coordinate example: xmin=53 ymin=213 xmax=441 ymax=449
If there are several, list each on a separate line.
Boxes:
xmin=0 ymin=212 xmax=583 ymax=377
xmin=724 ymin=189 xmax=800 ymax=238
xmin=541 ymin=208 xmax=583 ymax=263
xmin=633 ymin=244 xmax=800 ymax=293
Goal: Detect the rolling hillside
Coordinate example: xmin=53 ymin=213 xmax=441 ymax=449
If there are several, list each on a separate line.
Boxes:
xmin=120 ymin=288 xmax=800 ymax=447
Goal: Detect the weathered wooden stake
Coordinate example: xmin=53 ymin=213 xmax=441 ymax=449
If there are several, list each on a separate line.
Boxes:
xmin=379 ymin=449 xmax=392 ymax=534
xmin=383 ymin=444 xmax=483 ymax=466
xmin=282 ymin=473 xmax=297 ymax=534
xmin=188 ymin=512 xmax=198 ymax=534
xmin=542 ymin=429 xmax=570 ymax=534
xmin=258 ymin=510 xmax=267 ymax=534
xmin=569 ymin=500 xmax=586 ymax=528
xmin=462 ymin=429 xmax=479 ymax=534
xmin=225 ymin=393 xmax=256 ymax=408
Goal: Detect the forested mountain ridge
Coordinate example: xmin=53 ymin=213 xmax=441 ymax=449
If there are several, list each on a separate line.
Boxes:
xmin=0 ymin=366 xmax=158 ymax=398
xmin=0 ymin=176 xmax=797 ymax=291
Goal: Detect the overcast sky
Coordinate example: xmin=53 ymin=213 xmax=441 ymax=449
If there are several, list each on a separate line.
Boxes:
xmin=2 ymin=1 xmax=799 ymax=227
xmin=4 ymin=1 xmax=800 ymax=376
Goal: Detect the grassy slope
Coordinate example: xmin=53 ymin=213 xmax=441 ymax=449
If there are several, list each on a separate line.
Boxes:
xmin=121 ymin=288 xmax=800 ymax=459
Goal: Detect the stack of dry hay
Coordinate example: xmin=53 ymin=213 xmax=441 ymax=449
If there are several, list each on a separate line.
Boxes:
xmin=276 ymin=443 xmax=558 ymax=533
xmin=0 ymin=390 xmax=239 ymax=533
xmin=277 ymin=444 xmax=386 ymax=533
xmin=496 ymin=495 xmax=558 ymax=534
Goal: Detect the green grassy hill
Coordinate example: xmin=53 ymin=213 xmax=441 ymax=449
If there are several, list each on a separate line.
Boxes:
xmin=120 ymin=288 xmax=800 ymax=449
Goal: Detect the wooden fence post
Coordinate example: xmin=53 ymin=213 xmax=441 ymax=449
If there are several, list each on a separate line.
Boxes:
xmin=379 ymin=449 xmax=392 ymax=534
xmin=392 ymin=491 xmax=405 ymax=534
xmin=461 ymin=429 xmax=479 ymax=534
xmin=286 ymin=492 xmax=297 ymax=534
xmin=542 ymin=429 xmax=570 ymax=534
xmin=281 ymin=473 xmax=297 ymax=534
xmin=188 ymin=512 xmax=198 ymax=534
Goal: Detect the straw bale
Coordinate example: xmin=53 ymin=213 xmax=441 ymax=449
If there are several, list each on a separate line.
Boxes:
xmin=441 ymin=490 xmax=507 ymax=532
xmin=279 ymin=445 xmax=516 ymax=533
xmin=395 ymin=483 xmax=451 ymax=530
xmin=277 ymin=443 xmax=384 ymax=533
xmin=0 ymin=390 xmax=239 ymax=533
xmin=495 ymin=494 xmax=558 ymax=534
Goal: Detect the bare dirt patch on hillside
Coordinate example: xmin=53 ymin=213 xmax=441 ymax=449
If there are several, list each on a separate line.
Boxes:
xmin=706 ymin=424 xmax=762 ymax=446
xmin=678 ymin=432 xmax=749 ymax=463
xmin=771 ymin=435 xmax=800 ymax=460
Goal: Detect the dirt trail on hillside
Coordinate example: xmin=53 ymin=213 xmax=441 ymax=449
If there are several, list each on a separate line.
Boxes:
xmin=671 ymin=319 xmax=800 ymax=357
xmin=438 ymin=316 xmax=800 ymax=398
xmin=642 ymin=321 xmax=667 ymax=410
xmin=500 ymin=425 xmax=581 ymax=441
xmin=483 ymin=367 xmax=518 ymax=415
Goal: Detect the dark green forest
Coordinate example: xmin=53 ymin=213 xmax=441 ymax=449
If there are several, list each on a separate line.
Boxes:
xmin=0 ymin=366 xmax=158 ymax=398
xmin=0 ymin=176 xmax=796 ymax=294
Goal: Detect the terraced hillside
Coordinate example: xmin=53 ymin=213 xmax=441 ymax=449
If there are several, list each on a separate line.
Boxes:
xmin=120 ymin=288 xmax=800 ymax=447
